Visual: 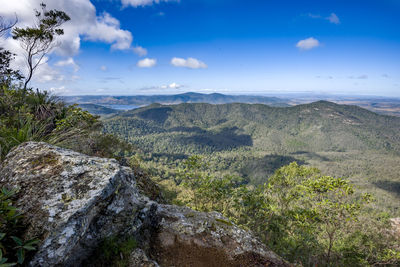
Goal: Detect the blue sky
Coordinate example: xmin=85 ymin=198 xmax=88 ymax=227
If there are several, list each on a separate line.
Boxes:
xmin=2 ymin=0 xmax=400 ymax=96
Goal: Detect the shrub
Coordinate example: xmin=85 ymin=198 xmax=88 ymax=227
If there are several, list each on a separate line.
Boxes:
xmin=0 ymin=187 xmax=39 ymax=265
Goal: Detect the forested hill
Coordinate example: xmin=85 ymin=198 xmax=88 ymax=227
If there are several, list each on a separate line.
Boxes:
xmin=78 ymin=103 xmax=120 ymax=116
xmin=104 ymin=101 xmax=400 ymax=154
xmin=63 ymin=92 xmax=289 ymax=107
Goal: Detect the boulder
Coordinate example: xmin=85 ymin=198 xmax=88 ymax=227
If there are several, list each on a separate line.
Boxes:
xmin=145 ymin=204 xmax=289 ymax=267
xmin=0 ymin=142 xmax=289 ymax=266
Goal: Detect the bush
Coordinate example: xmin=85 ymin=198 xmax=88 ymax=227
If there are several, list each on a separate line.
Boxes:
xmin=0 ymin=85 xmax=133 ymax=162
xmin=0 ymin=187 xmax=39 ymax=265
xmin=178 ymin=160 xmax=400 ymax=266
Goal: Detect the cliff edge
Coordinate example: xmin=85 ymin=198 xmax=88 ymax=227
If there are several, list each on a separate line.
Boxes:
xmin=0 ymin=142 xmax=288 ymax=267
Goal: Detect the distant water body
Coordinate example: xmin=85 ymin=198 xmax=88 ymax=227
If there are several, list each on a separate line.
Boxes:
xmin=106 ymin=104 xmax=140 ymax=110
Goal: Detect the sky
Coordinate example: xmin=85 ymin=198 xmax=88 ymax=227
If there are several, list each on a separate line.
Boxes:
xmin=0 ymin=0 xmax=399 ymax=96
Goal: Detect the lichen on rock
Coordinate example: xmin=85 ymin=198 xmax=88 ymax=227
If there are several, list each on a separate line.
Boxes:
xmin=0 ymin=142 xmax=148 ymax=266
xmin=0 ymin=142 xmax=289 ymax=266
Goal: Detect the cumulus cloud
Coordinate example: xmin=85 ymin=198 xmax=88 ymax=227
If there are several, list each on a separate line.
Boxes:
xmin=55 ymin=57 xmax=79 ymax=72
xmin=121 ymin=0 xmax=178 ymax=8
xmin=84 ymin=11 xmax=133 ymax=51
xmin=0 ymin=1 xmax=136 ymax=55
xmin=137 ymin=58 xmax=157 ymax=68
xmin=171 ymin=57 xmax=207 ymax=69
xmin=0 ymin=0 xmax=148 ymax=83
xmin=34 ymin=57 xmax=66 ymax=83
xmin=327 ymin=13 xmax=340 ymax=24
xmin=296 ymin=37 xmax=320 ymax=51
xmin=133 ymin=46 xmax=148 ymax=56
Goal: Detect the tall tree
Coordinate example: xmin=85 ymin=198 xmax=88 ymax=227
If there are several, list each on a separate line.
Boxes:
xmin=12 ymin=3 xmax=70 ymax=89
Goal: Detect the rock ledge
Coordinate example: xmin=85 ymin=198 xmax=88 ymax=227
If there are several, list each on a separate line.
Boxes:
xmin=0 ymin=142 xmax=288 ymax=266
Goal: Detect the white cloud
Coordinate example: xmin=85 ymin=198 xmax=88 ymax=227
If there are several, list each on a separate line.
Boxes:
xmin=160 ymin=82 xmax=182 ymax=89
xmin=85 ymin=11 xmax=132 ymax=51
xmin=141 ymin=82 xmax=184 ymax=92
xmin=34 ymin=57 xmax=65 ymax=83
xmin=0 ymin=0 xmax=148 ymax=83
xmin=133 ymin=46 xmax=148 ymax=56
xmin=348 ymin=75 xmax=368 ymax=80
xmin=137 ymin=58 xmax=157 ymax=68
xmin=55 ymin=57 xmax=79 ymax=72
xmin=0 ymin=1 xmax=135 ymax=55
xmin=49 ymin=86 xmax=70 ymax=95
xmin=171 ymin=57 xmax=207 ymax=69
xmin=168 ymin=82 xmax=182 ymax=89
xmin=327 ymin=13 xmax=340 ymax=24
xmin=121 ymin=0 xmax=178 ymax=8
xmin=306 ymin=12 xmax=340 ymax=25
xmin=296 ymin=37 xmax=320 ymax=51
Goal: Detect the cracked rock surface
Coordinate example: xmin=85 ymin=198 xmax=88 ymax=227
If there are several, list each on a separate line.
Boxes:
xmin=0 ymin=142 xmax=289 ymax=266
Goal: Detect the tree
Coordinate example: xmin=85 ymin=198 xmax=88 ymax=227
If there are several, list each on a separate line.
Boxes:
xmin=12 ymin=3 xmax=70 ymax=89
xmin=0 ymin=48 xmax=23 ymax=87
xmin=0 ymin=15 xmax=22 ymax=87
xmin=0 ymin=15 xmax=17 ymax=37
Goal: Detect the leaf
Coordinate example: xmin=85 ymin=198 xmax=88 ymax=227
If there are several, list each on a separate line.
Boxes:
xmin=22 ymin=245 xmax=35 ymax=251
xmin=0 ymin=233 xmax=5 ymax=241
xmin=24 ymin=239 xmax=40 ymax=246
xmin=10 ymin=237 xmax=22 ymax=246
xmin=16 ymin=248 xmax=24 ymax=264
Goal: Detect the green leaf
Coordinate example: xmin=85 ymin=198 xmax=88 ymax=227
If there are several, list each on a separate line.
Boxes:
xmin=16 ymin=248 xmax=24 ymax=264
xmin=22 ymin=245 xmax=36 ymax=251
xmin=10 ymin=237 xmax=22 ymax=246
xmin=0 ymin=233 xmax=5 ymax=241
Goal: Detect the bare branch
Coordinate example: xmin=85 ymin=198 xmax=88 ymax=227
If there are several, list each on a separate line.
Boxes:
xmin=0 ymin=14 xmax=18 ymax=37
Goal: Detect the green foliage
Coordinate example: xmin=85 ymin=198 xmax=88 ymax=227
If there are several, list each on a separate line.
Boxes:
xmin=12 ymin=2 xmax=70 ymax=89
xmin=177 ymin=160 xmax=400 ymax=266
xmin=0 ymin=85 xmax=101 ymax=160
xmin=0 ymin=187 xmax=39 ymax=266
xmin=0 ymin=49 xmax=23 ymax=88
xmin=87 ymin=236 xmax=137 ymax=267
xmin=103 ymin=102 xmax=400 ymax=215
xmin=177 ymin=155 xmax=243 ymax=213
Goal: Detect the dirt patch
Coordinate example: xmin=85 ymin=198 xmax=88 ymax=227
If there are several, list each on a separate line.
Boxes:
xmin=151 ymin=234 xmax=275 ymax=267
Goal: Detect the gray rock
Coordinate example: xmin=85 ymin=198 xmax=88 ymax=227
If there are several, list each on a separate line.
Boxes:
xmin=0 ymin=142 xmax=148 ymax=266
xmin=146 ymin=205 xmax=289 ymax=267
xmin=128 ymin=248 xmax=159 ymax=267
xmin=0 ymin=142 xmax=289 ymax=267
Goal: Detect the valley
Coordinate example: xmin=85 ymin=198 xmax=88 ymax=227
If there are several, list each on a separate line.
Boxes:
xmin=101 ymin=101 xmax=400 ymax=215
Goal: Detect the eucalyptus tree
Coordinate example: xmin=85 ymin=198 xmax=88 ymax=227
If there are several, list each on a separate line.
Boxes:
xmin=12 ymin=3 xmax=70 ymax=89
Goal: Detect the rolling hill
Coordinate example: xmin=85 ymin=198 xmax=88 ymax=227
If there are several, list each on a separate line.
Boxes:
xmin=103 ymin=101 xmax=400 ymax=215
xmin=63 ymin=92 xmax=289 ymax=107
xmin=78 ymin=103 xmax=120 ymax=116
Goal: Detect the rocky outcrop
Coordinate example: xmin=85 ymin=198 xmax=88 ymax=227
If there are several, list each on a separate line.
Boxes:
xmin=146 ymin=205 xmax=288 ymax=267
xmin=0 ymin=142 xmax=288 ymax=266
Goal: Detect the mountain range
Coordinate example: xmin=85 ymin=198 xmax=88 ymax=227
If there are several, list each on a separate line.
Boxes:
xmin=102 ymin=101 xmax=400 ymax=215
